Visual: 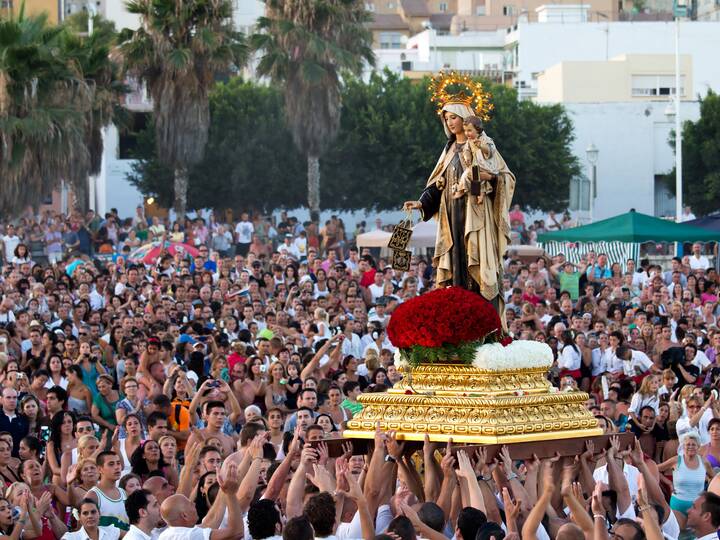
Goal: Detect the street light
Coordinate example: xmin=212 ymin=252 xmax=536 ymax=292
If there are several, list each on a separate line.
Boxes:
xmin=671 ymin=0 xmax=684 ymax=222
xmin=586 ymin=143 xmax=599 ymax=223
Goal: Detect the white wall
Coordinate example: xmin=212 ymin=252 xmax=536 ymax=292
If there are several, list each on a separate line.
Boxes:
xmin=508 ymin=21 xmax=720 ymax=94
xmin=104 ymin=2 xmax=140 ymax=30
xmin=561 ymin=101 xmax=700 ymax=221
xmin=96 ymin=126 xmax=144 ymax=219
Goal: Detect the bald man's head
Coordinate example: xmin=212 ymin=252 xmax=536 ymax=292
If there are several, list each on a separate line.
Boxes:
xmin=143 ymin=476 xmax=175 ymax=504
xmin=557 ymin=523 xmax=584 ymax=540
xmin=160 ymin=494 xmax=196 ymax=527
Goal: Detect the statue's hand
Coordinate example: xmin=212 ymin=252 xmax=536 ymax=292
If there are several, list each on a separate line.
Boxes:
xmin=403 ymin=201 xmax=422 ymax=211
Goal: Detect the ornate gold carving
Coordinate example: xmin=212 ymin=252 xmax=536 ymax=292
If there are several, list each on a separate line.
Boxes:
xmin=344 ymin=362 xmax=601 ymax=444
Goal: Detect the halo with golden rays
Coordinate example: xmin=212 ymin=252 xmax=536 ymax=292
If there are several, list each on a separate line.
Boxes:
xmin=428 ymin=71 xmax=494 ymax=121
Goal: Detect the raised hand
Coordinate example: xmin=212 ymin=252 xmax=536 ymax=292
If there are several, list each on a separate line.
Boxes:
xmin=316 ymin=441 xmax=329 ymax=467
xmin=440 ymin=452 xmax=456 ymax=476
xmin=308 ymin=463 xmax=335 ymax=493
xmin=335 ymin=457 xmax=350 ymax=493
xmin=338 ymin=469 xmax=366 ymax=502
xmin=499 ymin=445 xmax=513 ymax=473
xmin=218 ymin=463 xmax=240 ymax=494
xmin=590 ymin=482 xmax=605 ymax=517
xmin=630 ymin=439 xmax=644 ymax=467
xmin=385 ymin=430 xmax=405 ymax=461
xmin=456 ymin=450 xmax=475 ymax=480
xmin=36 ymin=491 xmax=53 ymax=516
xmin=301 ymin=444 xmax=319 ymax=467
xmin=581 ymin=440 xmax=595 ymax=462
xmin=501 ymin=487 xmax=521 ymax=522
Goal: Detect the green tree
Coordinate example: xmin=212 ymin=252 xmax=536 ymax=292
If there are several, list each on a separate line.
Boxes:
xmin=118 ymin=0 xmax=247 ymax=219
xmin=0 ymin=9 xmax=90 ymax=215
xmin=251 ymin=0 xmax=374 ymax=221
xmin=323 ymin=72 xmax=580 ymax=212
xmin=127 ymin=79 xmax=307 ymax=212
xmin=673 ymin=90 xmax=720 ymax=216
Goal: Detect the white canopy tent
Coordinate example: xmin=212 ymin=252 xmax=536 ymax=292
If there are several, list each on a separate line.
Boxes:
xmin=410 ymin=220 xmax=437 ymax=249
xmin=355 ymin=229 xmax=392 ymax=248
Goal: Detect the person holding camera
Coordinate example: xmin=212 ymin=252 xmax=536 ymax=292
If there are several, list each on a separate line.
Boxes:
xmin=74 ymin=341 xmax=107 ymax=396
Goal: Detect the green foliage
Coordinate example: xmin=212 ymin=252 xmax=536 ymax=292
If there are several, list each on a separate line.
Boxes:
xmin=127 ymin=79 xmax=306 ymax=211
xmin=323 ymin=71 xmax=580 ymax=212
xmin=130 ymin=72 xmax=581 ymax=213
xmin=401 ymin=340 xmax=481 ymax=368
xmin=252 ymin=0 xmax=375 ymax=216
xmin=670 ymin=90 xmax=720 ymax=215
xmin=118 ymin=0 xmax=248 ymax=215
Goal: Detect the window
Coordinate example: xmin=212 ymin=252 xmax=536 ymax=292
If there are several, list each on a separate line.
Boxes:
xmin=631 ymin=75 xmax=686 ymax=97
xmin=379 ymin=32 xmax=403 ymax=49
xmin=0 ymin=1 xmax=12 ymax=7
xmin=387 ymin=1 xmax=395 ymax=8
xmin=503 ymin=5 xmax=514 ymax=15
xmin=439 ymin=1 xmax=448 ymax=11
xmin=569 ymin=176 xmax=591 ymax=212
xmin=118 ymin=112 xmax=150 ymax=160
xmin=654 ymin=175 xmax=675 ymax=217
xmin=365 ymin=2 xmax=375 ymax=10
xmin=476 ymin=5 xmax=486 ymax=14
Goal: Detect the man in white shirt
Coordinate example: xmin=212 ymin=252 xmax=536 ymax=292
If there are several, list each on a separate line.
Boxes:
xmin=1 ymin=224 xmax=20 ymax=263
xmin=689 ymin=242 xmax=711 ymax=270
xmin=686 ymin=492 xmax=720 ymax=540
xmin=367 ymin=272 xmax=385 ymax=303
xmin=159 ymin=463 xmax=243 ymax=540
xmin=234 ymin=213 xmax=254 ymax=257
xmin=125 ymin=489 xmax=163 ymax=540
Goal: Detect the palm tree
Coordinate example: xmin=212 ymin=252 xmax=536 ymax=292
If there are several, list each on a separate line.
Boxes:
xmin=252 ymin=0 xmax=374 ymax=222
xmin=62 ymin=12 xmax=127 ymax=212
xmin=118 ymin=0 xmax=247 ymax=219
xmin=0 ymin=8 xmax=92 ymax=215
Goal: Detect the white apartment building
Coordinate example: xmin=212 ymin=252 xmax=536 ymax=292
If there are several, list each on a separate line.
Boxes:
xmin=506 ymin=20 xmax=720 ymax=99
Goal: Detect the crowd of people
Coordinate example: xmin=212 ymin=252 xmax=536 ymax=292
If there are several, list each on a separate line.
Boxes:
xmin=0 ymin=205 xmax=718 ymax=540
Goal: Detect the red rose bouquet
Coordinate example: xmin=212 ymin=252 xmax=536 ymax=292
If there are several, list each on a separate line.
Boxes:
xmin=387 ymin=287 xmax=503 ymax=366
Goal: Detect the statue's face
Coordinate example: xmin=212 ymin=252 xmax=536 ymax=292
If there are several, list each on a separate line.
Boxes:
xmin=444 ymin=112 xmax=464 ymax=135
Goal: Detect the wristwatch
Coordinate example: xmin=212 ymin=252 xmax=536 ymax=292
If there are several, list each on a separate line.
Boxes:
xmin=384 ymin=455 xmax=397 ymax=463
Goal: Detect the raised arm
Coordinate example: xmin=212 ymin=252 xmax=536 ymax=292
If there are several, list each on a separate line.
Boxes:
xmin=521 ymin=460 xmax=555 ymax=540
xmin=606 ymin=436 xmax=631 ymax=515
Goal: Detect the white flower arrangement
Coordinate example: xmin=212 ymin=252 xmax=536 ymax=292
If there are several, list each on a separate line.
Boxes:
xmin=394 ymin=349 xmax=410 ymax=371
xmin=472 ymin=340 xmax=553 ymax=371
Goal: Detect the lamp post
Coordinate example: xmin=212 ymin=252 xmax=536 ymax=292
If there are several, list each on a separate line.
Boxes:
xmin=671 ymin=0 xmax=684 ymax=222
xmin=586 ymin=143 xmax=599 ymax=223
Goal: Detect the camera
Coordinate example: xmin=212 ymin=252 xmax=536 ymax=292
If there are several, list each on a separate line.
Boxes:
xmin=207 ymin=380 xmax=220 ymax=388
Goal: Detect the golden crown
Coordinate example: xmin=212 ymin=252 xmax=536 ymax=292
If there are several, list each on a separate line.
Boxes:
xmin=428 ymin=71 xmax=494 ymax=121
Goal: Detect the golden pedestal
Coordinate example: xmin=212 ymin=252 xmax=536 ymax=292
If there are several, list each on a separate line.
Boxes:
xmin=344 ymin=363 xmax=602 ymax=444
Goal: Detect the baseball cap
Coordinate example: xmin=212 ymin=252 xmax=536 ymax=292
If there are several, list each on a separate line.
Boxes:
xmin=178 ymin=334 xmax=197 ymax=345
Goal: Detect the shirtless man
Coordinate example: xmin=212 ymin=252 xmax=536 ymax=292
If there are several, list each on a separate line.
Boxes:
xmin=185 ymin=400 xmax=235 ymax=457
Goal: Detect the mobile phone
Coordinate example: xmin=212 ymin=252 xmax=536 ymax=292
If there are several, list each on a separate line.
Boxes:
xmin=207 ymin=380 xmax=220 ymax=388
xmin=279 ymin=378 xmax=287 ymax=385
xmin=40 ymin=426 xmax=50 ymax=443
xmin=260 ymin=365 xmax=267 ymax=373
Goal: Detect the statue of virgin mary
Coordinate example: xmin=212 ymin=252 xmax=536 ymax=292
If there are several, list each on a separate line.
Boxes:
xmin=404 ymin=93 xmax=516 ymax=322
